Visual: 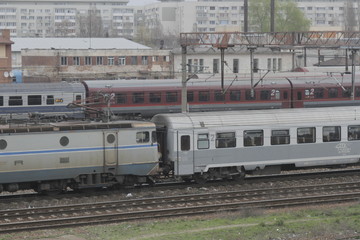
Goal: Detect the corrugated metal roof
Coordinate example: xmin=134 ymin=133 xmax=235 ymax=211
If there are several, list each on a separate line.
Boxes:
xmin=152 ymin=106 xmax=360 ymax=129
xmin=11 ymin=38 xmax=151 ymax=51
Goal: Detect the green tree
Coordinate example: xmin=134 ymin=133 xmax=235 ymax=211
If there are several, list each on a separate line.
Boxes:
xmin=249 ymin=0 xmax=311 ymax=32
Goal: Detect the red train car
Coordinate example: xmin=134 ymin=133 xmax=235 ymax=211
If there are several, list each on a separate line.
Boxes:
xmin=83 ymin=72 xmax=360 ymax=118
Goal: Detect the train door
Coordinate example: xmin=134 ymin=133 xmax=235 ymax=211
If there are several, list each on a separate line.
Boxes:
xmin=103 ymin=131 xmax=119 ymax=176
xmin=175 ymin=130 xmax=194 ymax=176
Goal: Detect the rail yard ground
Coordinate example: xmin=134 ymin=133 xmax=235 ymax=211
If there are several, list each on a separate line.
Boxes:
xmin=1 ymin=202 xmax=359 ymax=240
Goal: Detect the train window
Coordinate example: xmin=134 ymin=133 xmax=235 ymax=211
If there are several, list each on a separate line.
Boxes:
xmin=46 ymin=95 xmax=54 ymax=105
xmin=244 ymin=130 xmax=263 ymax=147
xmin=151 ymin=131 xmax=157 ymax=143
xmin=187 ymin=91 xmax=194 ymax=102
xmin=28 ymin=95 xmax=42 ymax=105
xmin=8 ymin=96 xmax=23 ymax=106
xmin=271 ymin=89 xmax=281 ymax=100
xmin=198 ymin=134 xmax=209 ymax=149
xmin=132 ymin=92 xmax=144 ymax=104
xmin=60 ymin=136 xmax=69 ymax=147
xmin=245 ymin=90 xmax=256 ymax=100
xmin=150 ymin=92 xmax=162 ymax=103
xmin=0 ymin=96 xmax=3 ymax=106
xmin=297 ymin=92 xmax=302 ymax=100
xmin=356 ymin=88 xmax=360 ymax=97
xmin=76 ymin=95 xmax=82 ymax=102
xmin=323 ymin=126 xmax=341 ymax=142
xmin=166 ymin=92 xmax=178 ymax=103
xmin=348 ymin=125 xmax=360 ymax=141
xmin=0 ymin=139 xmax=7 ymax=150
xmin=271 ymin=130 xmax=290 ymax=145
xmin=214 ymin=90 xmax=225 ymax=101
xmin=260 ymin=90 xmax=271 ymax=100
xmin=199 ymin=91 xmax=210 ymax=102
xmin=342 ymin=87 xmax=351 ymax=97
xmin=181 ymin=135 xmax=190 ymax=151
xmin=283 ymin=91 xmax=288 ymax=100
xmin=216 ymin=132 xmax=236 ymax=148
xmin=314 ymin=88 xmax=324 ymax=99
xmin=136 ymin=131 xmax=149 ymax=143
xmin=297 ymin=127 xmax=316 ymax=144
xmin=230 ymin=90 xmax=241 ymax=101
xmin=115 ymin=93 xmax=126 ymax=104
xmin=328 ymin=88 xmax=338 ymax=98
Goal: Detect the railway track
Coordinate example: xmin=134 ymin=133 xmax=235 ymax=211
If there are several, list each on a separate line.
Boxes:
xmin=0 ymin=179 xmax=360 ymax=233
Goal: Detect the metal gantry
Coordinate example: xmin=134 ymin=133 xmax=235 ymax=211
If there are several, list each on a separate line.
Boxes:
xmin=179 ymin=31 xmax=360 ymax=112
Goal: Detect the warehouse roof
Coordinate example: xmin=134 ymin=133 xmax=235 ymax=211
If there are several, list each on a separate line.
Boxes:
xmin=11 ymin=38 xmax=151 ymax=51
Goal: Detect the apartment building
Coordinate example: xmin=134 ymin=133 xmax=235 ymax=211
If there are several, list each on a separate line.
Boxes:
xmin=0 ymin=0 xmax=135 ymax=38
xmin=0 ymin=0 xmax=355 ymax=40
xmin=0 ymin=29 xmax=13 ymax=83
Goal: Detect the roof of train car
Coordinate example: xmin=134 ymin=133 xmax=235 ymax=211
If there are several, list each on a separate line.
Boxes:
xmin=83 ymin=72 xmax=357 ymax=91
xmin=0 ymin=82 xmax=84 ymax=94
xmin=151 ymin=106 xmax=360 ymax=129
xmin=0 ymin=120 xmax=154 ymax=134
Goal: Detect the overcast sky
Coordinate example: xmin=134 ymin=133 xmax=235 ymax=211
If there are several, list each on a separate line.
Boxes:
xmin=128 ymin=0 xmax=194 ymax=6
xmin=127 ymin=0 xmax=159 ymax=5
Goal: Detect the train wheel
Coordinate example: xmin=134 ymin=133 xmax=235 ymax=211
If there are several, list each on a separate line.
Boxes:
xmin=194 ymin=173 xmax=208 ymax=184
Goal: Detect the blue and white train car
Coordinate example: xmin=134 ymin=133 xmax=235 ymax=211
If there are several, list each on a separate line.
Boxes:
xmin=0 ymin=82 xmax=86 ymax=121
xmin=152 ymin=106 xmax=360 ymax=183
xmin=0 ymin=121 xmax=159 ymax=193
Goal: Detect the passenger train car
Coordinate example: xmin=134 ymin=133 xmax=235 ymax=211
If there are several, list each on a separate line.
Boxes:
xmin=1 ymin=71 xmax=360 ymax=122
xmin=83 ymin=72 xmax=360 ymax=118
xmin=1 ymin=106 xmax=360 ymax=193
xmin=0 ymin=82 xmax=85 ymax=122
xmin=153 ymin=106 xmax=360 ymax=182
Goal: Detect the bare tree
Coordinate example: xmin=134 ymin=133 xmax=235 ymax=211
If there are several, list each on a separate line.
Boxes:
xmin=77 ymin=7 xmax=104 ymax=37
xmin=344 ymin=0 xmax=357 ymax=31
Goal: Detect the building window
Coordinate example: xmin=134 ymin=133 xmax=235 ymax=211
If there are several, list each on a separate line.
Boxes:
xmin=213 ymin=59 xmax=219 ymax=73
xmin=119 ymin=56 xmax=126 ymax=65
xmin=0 ymin=96 xmax=3 ymax=106
xmin=253 ymin=58 xmax=259 ymax=73
xmin=96 ymin=56 xmax=103 ymax=65
xmin=73 ymin=57 xmax=80 ymax=65
xmin=61 ymin=56 xmax=67 ymax=65
xmin=85 ymin=56 xmax=92 ymax=65
xmin=141 ymin=56 xmax=148 ymax=65
xmin=131 ymin=56 xmax=137 ymax=65
xmin=233 ymin=59 xmax=239 ymax=73
xmin=108 ymin=56 xmax=114 ymax=65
